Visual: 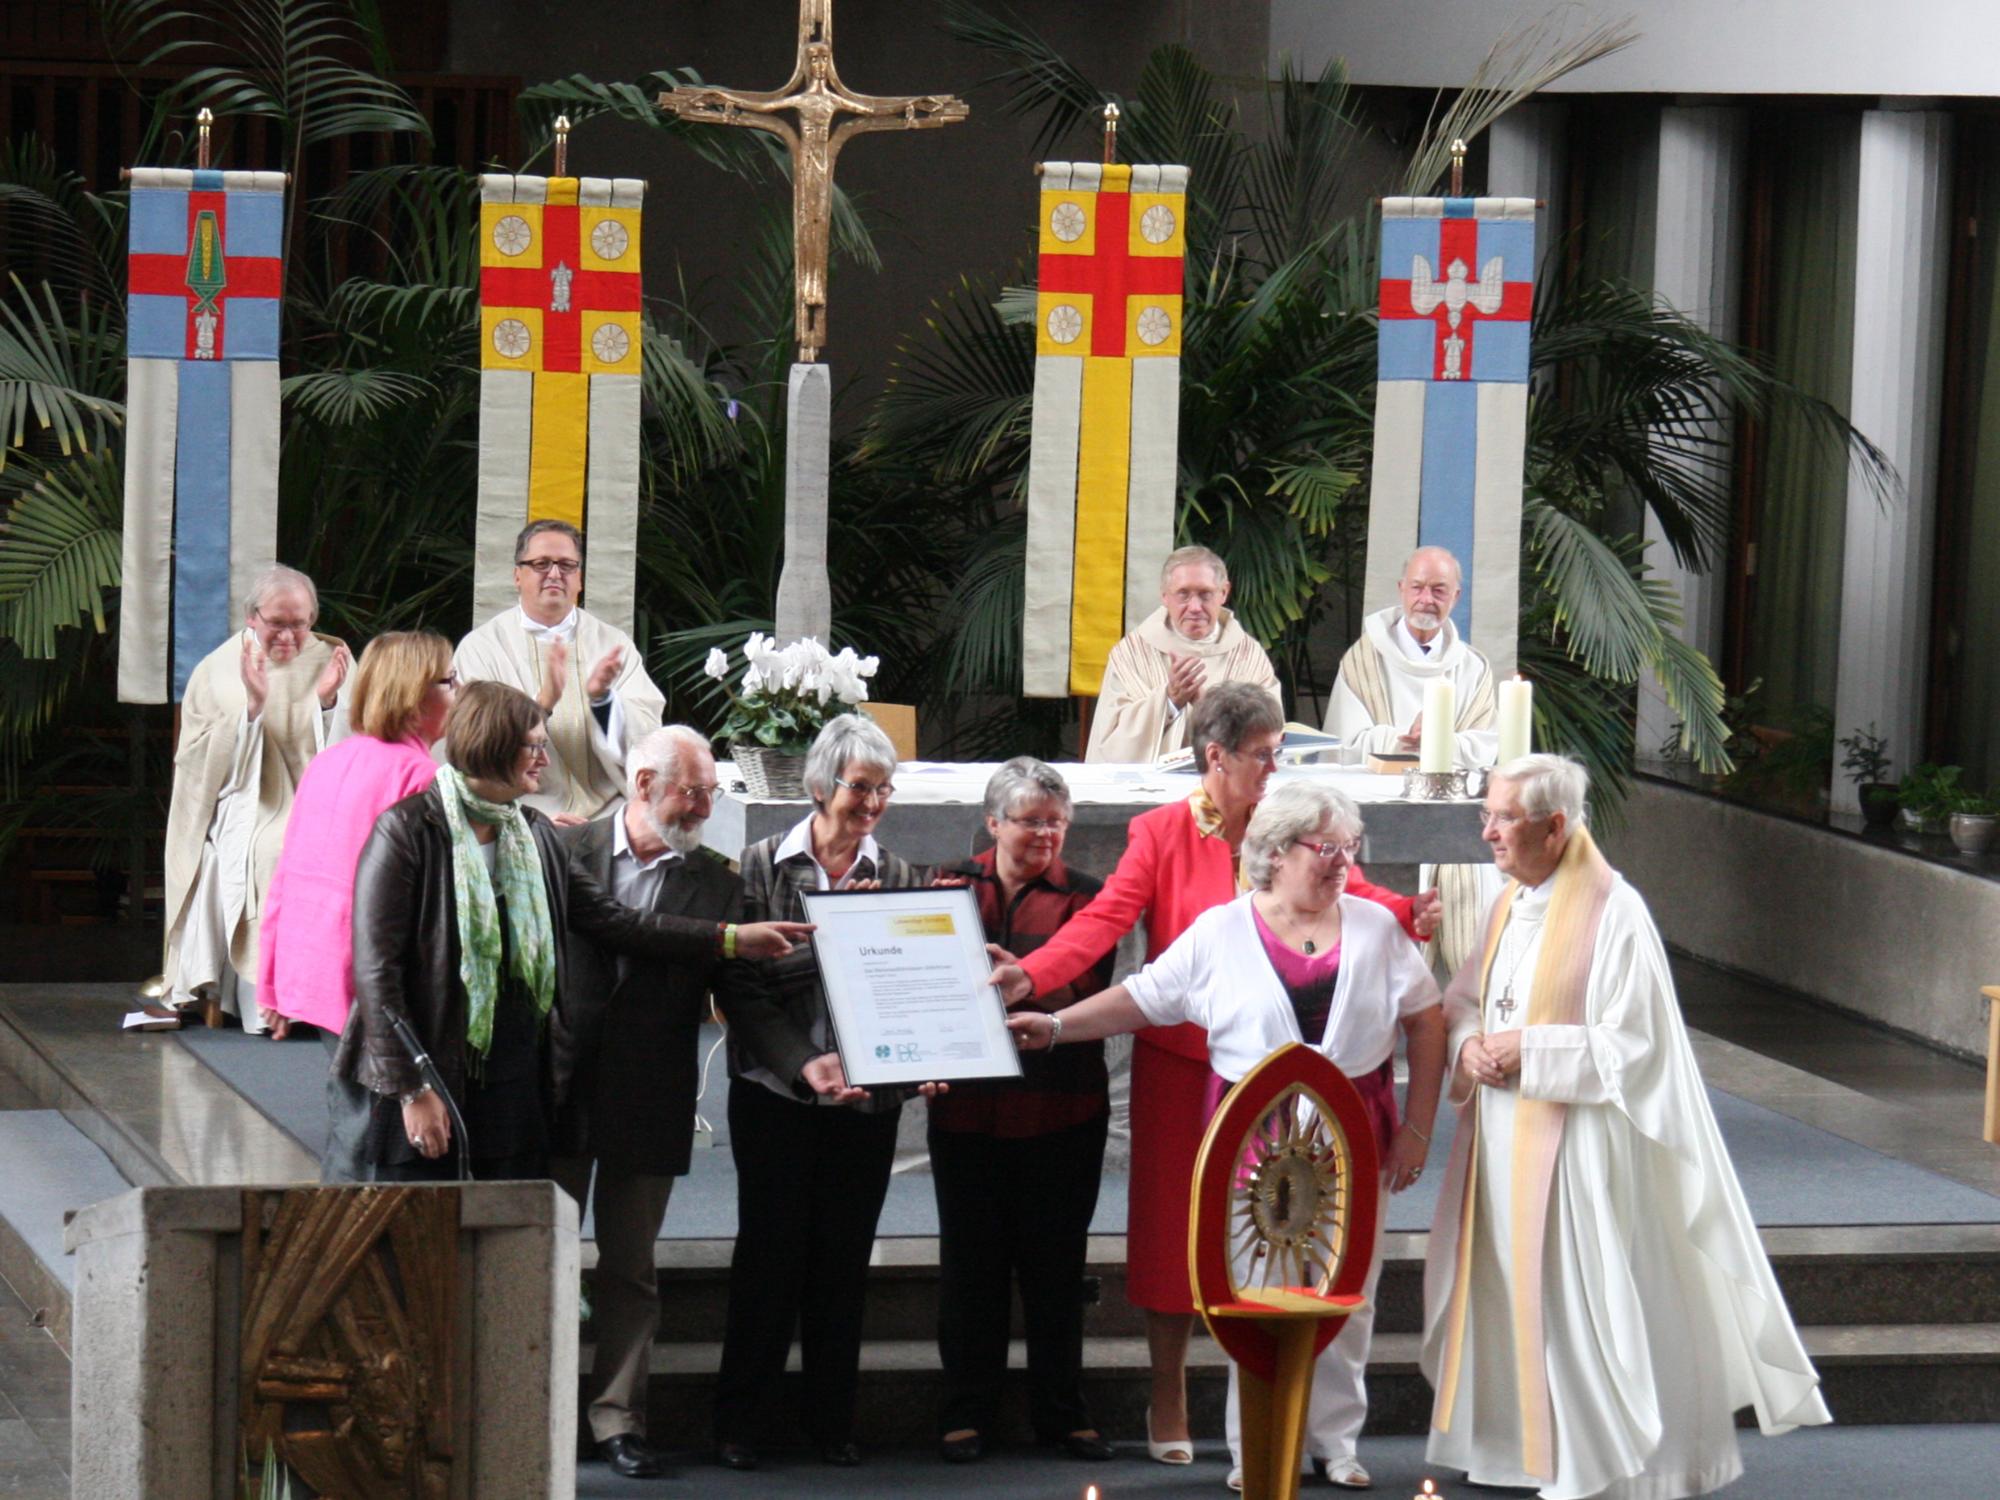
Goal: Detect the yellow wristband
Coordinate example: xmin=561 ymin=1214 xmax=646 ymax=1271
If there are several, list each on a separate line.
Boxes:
xmin=723 ymin=924 xmax=738 ymax=960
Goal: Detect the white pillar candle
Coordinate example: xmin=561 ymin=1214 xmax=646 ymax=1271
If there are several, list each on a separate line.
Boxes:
xmin=1497 ymin=676 xmax=1533 ymax=764
xmin=1420 ymin=678 xmax=1455 ymax=773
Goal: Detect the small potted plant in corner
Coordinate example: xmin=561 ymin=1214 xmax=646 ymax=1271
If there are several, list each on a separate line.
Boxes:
xmin=704 ymin=633 xmax=880 ymax=799
xmin=1896 ymin=763 xmax=1965 ymax=837
xmin=1837 ymin=723 xmax=1898 ymax=830
xmin=1949 ymin=790 xmax=2000 ymax=856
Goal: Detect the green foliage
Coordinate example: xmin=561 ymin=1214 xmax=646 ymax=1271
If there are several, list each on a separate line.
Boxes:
xmin=1836 ymin=722 xmax=1894 ymax=788
xmin=1896 ymin=763 xmax=1994 ymax=820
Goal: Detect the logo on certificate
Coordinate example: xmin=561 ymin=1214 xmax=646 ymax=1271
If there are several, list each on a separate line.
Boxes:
xmin=888 ymin=913 xmax=955 ymax=937
xmin=874 ymin=1045 xmax=892 ymax=1060
xmin=897 ymin=1043 xmax=924 ymax=1062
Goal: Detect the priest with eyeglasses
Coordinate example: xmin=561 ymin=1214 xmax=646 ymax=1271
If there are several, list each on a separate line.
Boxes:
xmin=1422 ymin=754 xmax=1829 ymax=1499
xmin=454 ymin=520 xmax=664 ymax=823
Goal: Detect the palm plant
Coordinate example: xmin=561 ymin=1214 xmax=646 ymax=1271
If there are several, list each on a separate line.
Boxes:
xmin=870 ymin=3 xmax=1895 ymax=795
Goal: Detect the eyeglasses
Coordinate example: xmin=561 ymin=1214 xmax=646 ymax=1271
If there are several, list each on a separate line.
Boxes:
xmin=1293 ymin=838 xmax=1362 ymax=862
xmin=516 ymin=557 xmax=581 ymax=577
xmin=1230 ymin=747 xmax=1280 ymax=769
xmin=520 ymin=741 xmax=553 ymax=762
xmin=1004 ymin=815 xmax=1070 ymax=832
xmin=673 ymin=783 xmax=722 ymax=801
xmin=1479 ymin=808 xmax=1534 ymax=830
xmin=252 ymin=612 xmax=312 ymax=635
xmin=832 ymin=776 xmax=895 ymax=801
xmin=1403 ymin=581 xmax=1456 ymax=598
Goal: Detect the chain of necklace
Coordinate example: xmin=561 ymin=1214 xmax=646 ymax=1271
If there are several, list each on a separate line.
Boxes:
xmin=1265 ymin=895 xmax=1337 ymax=955
xmin=1490 ymin=911 xmax=1540 ymax=1022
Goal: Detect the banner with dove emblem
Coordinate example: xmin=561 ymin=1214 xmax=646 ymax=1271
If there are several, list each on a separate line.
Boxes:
xmin=1023 ymin=161 xmax=1187 ymax=698
xmin=475 ymin=174 xmax=644 ymax=632
xmin=1365 ymin=196 xmax=1535 ymax=677
xmin=118 ymin=166 xmax=286 ymax=704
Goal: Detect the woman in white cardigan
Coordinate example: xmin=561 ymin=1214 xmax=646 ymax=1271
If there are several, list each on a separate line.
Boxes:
xmin=1008 ymin=780 xmax=1446 ymax=1490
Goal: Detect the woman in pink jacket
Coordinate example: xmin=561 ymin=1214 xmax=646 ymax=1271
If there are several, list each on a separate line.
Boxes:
xmin=259 ymin=631 xmax=457 ymax=1047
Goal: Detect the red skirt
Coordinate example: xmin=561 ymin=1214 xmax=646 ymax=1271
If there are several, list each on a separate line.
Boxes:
xmin=1125 ymin=1041 xmax=1212 ymax=1313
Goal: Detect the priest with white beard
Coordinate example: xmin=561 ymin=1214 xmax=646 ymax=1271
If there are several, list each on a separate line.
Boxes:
xmin=1324 ymin=546 xmax=1497 ymax=767
xmin=163 ymin=565 xmax=352 ymax=1028
xmin=1422 ymin=754 xmax=1829 ymax=1499
xmin=454 ymin=520 xmax=664 ymax=822
xmin=1084 ymin=545 xmax=1281 ymax=763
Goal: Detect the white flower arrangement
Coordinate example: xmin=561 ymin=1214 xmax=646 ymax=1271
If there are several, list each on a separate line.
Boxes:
xmin=704 ymin=632 xmax=881 ymax=753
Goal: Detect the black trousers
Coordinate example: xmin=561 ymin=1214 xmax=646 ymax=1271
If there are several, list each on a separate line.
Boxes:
xmin=929 ymin=1112 xmax=1108 ymax=1439
xmin=713 ymin=1078 xmax=901 ymax=1448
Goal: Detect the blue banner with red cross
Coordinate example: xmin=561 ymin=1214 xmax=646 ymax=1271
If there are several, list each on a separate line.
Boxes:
xmin=119 ymin=167 xmax=287 ymax=704
xmin=1363 ymin=196 xmax=1537 ymax=679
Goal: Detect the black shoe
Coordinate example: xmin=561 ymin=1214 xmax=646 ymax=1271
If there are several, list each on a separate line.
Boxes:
xmin=820 ymin=1440 xmax=863 ymax=1467
xmin=939 ymin=1432 xmax=984 ymax=1464
xmin=599 ymin=1434 xmax=667 ymax=1479
xmin=1048 ymin=1430 xmax=1116 ymax=1461
xmin=715 ymin=1442 xmax=759 ymax=1472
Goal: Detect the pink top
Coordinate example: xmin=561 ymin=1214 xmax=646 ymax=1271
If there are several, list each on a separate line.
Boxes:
xmin=257 ymin=733 xmax=438 ymax=1034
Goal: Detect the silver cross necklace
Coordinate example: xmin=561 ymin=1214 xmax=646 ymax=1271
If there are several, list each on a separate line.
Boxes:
xmin=1491 ymin=914 xmax=1540 ymax=1024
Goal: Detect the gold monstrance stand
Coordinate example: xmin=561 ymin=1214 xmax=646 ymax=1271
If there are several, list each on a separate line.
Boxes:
xmin=1190 ymin=1043 xmax=1384 ymax=1500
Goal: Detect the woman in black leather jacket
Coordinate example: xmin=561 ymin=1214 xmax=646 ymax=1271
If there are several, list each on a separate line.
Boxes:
xmin=330 ymin=681 xmax=809 ymax=1182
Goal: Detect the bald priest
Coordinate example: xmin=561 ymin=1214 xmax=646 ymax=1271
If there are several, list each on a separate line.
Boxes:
xmin=1324 ymin=545 xmax=1497 ymax=768
xmin=456 ymin=520 xmax=665 ymax=822
xmin=1084 ymin=546 xmax=1281 ymax=764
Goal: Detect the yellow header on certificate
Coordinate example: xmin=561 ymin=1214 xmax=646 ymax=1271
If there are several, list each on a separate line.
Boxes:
xmin=889 ymin=913 xmax=956 ymax=937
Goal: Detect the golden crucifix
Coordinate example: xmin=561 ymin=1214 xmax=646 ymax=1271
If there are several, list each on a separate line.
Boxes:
xmin=660 ymin=0 xmax=968 ymax=362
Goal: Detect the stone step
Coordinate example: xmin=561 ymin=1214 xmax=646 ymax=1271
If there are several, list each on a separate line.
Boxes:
xmin=0 ymin=1106 xmax=133 ymax=1352
xmin=606 ymin=1224 xmax=2000 ymax=1346
xmin=602 ymin=1322 xmax=2000 ymax=1449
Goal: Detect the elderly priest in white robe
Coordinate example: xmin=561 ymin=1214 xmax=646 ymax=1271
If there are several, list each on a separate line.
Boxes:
xmin=455 ymin=519 xmax=664 ymax=821
xmin=1422 ymin=754 xmax=1829 ymax=1499
xmin=163 ymin=565 xmax=352 ymax=1028
xmin=1084 ymin=545 xmax=1280 ymax=763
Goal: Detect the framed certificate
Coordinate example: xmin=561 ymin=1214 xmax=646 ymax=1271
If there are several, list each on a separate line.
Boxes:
xmin=800 ymin=886 xmax=1025 ymax=1088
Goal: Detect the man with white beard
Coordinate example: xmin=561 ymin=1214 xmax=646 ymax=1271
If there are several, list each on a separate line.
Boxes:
xmin=1422 ymin=755 xmax=1829 ymax=1498
xmin=548 ymin=725 xmax=748 ymax=1480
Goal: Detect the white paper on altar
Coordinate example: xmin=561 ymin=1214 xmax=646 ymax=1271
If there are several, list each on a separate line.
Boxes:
xmin=801 ymin=886 xmax=1024 ymax=1088
xmin=719 ymin=758 xmax=1415 ymax=809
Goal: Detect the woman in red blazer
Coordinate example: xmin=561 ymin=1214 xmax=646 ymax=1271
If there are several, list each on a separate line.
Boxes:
xmin=995 ymin=683 xmax=1431 ymax=1460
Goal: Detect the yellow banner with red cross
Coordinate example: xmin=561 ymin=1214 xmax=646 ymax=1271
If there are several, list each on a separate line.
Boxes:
xmin=1023 ymin=161 xmax=1189 ymax=698
xmin=474 ymin=173 xmax=645 ymax=632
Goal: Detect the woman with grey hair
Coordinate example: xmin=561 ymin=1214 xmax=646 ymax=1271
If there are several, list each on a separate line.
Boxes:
xmin=1009 ymin=779 xmax=1447 ymax=1490
xmin=713 ymin=712 xmax=931 ymax=1470
xmin=928 ymin=758 xmax=1115 ymax=1464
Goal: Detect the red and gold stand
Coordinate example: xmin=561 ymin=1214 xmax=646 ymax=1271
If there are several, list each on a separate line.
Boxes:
xmin=1190 ymin=1044 xmax=1383 ymax=1500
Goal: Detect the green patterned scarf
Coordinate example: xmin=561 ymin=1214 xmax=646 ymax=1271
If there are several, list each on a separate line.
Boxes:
xmin=433 ymin=764 xmax=557 ymax=1058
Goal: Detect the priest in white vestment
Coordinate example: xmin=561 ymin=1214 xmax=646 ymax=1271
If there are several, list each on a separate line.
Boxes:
xmin=1085 ymin=545 xmax=1281 ymax=763
xmin=163 ymin=566 xmax=352 ymax=1029
xmin=1422 ymin=755 xmax=1829 ymax=1500
xmin=454 ymin=519 xmax=664 ymax=822
xmin=1328 ymin=546 xmax=1500 ymax=971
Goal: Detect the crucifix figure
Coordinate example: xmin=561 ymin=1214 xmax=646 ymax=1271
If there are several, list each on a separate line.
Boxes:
xmin=660 ymin=0 xmax=968 ymax=362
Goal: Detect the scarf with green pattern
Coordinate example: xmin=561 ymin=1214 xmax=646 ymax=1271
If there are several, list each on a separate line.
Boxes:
xmin=434 ymin=764 xmax=556 ymax=1058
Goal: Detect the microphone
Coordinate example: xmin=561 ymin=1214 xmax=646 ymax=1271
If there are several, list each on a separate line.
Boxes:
xmin=385 ymin=1011 xmax=472 ymax=1184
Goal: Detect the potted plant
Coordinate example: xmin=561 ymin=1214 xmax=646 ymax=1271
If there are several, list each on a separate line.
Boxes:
xmin=1949 ymin=793 xmax=2000 ymax=856
xmin=1837 ymin=723 xmax=1898 ymax=830
xmin=1896 ymin=763 xmax=1966 ymax=837
xmin=704 ymin=633 xmax=880 ymax=798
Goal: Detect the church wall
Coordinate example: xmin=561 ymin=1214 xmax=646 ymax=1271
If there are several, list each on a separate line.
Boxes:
xmin=441 ymin=0 xmax=1272 ymax=416
xmin=1599 ymin=777 xmax=1994 ymax=1061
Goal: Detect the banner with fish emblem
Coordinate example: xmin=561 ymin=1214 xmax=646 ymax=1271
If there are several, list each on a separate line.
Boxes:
xmin=1365 ymin=196 xmax=1535 ymax=678
xmin=118 ymin=167 xmax=286 ymax=703
xmin=475 ymin=173 xmax=644 ymax=633
xmin=1022 ymin=161 xmax=1187 ymax=698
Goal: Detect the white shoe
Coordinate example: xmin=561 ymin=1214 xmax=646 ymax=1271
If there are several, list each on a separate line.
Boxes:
xmin=1226 ymin=1466 xmax=1243 ymax=1492
xmin=1316 ymin=1455 xmax=1373 ymax=1488
xmin=1145 ymin=1406 xmax=1194 ymax=1466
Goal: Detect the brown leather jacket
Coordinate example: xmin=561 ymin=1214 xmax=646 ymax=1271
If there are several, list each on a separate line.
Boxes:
xmin=334 ymin=786 xmax=725 ymax=1104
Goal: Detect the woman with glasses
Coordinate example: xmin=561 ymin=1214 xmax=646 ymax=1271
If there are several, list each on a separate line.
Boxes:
xmin=927 ymin=757 xmax=1114 ymax=1466
xmin=334 ymin=682 xmax=810 ymax=1184
xmin=257 ymin=632 xmax=456 ymax=1169
xmin=990 ymin=683 xmax=1430 ymax=1465
xmin=1009 ymin=780 xmax=1446 ymax=1491
xmin=713 ymin=713 xmax=931 ymax=1471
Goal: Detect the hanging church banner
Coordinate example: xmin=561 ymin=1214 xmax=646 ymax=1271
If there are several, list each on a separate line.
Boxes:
xmin=1022 ymin=161 xmax=1188 ymax=698
xmin=118 ymin=167 xmax=287 ymax=704
xmin=1364 ymin=196 xmax=1535 ymax=679
xmin=475 ymin=174 xmax=644 ymax=632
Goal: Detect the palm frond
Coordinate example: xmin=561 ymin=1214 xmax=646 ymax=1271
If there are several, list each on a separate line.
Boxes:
xmin=281 ymin=368 xmax=434 ymax=425
xmin=0 ymin=448 xmax=124 ymax=657
xmin=938 ymin=1 xmax=1105 ymax=161
xmin=0 ymin=277 xmax=124 ymax=467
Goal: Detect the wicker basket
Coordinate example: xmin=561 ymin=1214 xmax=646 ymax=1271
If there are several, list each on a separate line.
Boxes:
xmin=731 ymin=743 xmax=808 ymax=800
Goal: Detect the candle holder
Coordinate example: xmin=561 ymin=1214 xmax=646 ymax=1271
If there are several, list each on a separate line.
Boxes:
xmin=1404 ymin=768 xmax=1468 ymax=801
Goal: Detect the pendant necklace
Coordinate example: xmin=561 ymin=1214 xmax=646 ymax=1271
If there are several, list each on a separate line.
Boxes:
xmin=1492 ymin=918 xmax=1538 ymax=1023
xmin=1270 ymin=899 xmax=1330 ymax=955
